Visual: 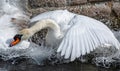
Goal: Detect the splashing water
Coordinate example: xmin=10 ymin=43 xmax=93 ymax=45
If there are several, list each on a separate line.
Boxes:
xmin=0 ymin=0 xmax=55 ymax=65
xmin=0 ymin=0 xmax=120 ymax=68
xmin=0 ymin=14 xmax=54 ymax=65
xmin=91 ymin=31 xmax=120 ymax=68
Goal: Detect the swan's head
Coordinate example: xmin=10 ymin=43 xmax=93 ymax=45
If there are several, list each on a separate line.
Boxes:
xmin=9 ymin=29 xmax=32 ymax=47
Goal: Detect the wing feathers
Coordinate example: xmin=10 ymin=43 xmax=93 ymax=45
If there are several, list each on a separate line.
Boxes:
xmin=71 ymin=29 xmax=77 ymax=61
xmin=76 ymin=28 xmax=81 ymax=58
xmin=57 ymin=16 xmax=120 ymax=61
xmin=84 ymin=32 xmax=90 ymax=54
xmin=86 ymin=28 xmax=93 ymax=52
xmin=64 ymin=31 xmax=73 ymax=59
xmin=61 ymin=37 xmax=68 ymax=56
xmin=81 ymin=34 xmax=86 ymax=55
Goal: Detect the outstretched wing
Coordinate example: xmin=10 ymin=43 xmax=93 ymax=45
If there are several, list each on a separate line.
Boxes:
xmin=57 ymin=15 xmax=120 ymax=61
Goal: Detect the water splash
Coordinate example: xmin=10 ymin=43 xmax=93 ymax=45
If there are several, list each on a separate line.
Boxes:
xmin=91 ymin=30 xmax=120 ymax=68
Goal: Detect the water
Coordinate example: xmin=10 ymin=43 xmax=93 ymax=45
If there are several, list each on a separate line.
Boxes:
xmin=0 ymin=0 xmax=120 ymax=70
xmin=0 ymin=60 xmax=118 ymax=71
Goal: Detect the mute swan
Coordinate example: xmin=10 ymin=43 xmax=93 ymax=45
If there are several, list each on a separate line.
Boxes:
xmin=10 ymin=10 xmax=120 ymax=61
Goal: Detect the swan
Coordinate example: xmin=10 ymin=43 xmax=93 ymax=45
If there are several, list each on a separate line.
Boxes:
xmin=10 ymin=10 xmax=120 ymax=61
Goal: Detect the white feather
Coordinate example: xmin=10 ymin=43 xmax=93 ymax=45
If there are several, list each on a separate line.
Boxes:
xmin=76 ymin=28 xmax=81 ymax=58
xmin=71 ymin=29 xmax=76 ymax=61
xmin=64 ymin=31 xmax=73 ymax=59
xmin=61 ymin=37 xmax=68 ymax=56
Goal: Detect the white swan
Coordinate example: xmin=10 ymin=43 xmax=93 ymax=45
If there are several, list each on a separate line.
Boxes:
xmin=10 ymin=10 xmax=120 ymax=61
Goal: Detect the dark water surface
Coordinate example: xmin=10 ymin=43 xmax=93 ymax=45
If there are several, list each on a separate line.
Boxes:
xmin=0 ymin=60 xmax=119 ymax=71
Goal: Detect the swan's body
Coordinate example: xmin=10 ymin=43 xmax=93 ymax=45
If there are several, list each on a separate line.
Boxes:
xmin=13 ymin=10 xmax=120 ymax=61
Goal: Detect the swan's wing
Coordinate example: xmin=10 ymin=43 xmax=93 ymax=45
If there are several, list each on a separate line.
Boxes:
xmin=57 ymin=15 xmax=120 ymax=61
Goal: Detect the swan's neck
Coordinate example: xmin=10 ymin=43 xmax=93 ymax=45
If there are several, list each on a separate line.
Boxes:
xmin=29 ymin=19 xmax=61 ymax=38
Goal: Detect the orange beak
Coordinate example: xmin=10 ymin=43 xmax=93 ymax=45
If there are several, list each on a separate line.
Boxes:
xmin=9 ymin=38 xmax=20 ymax=47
